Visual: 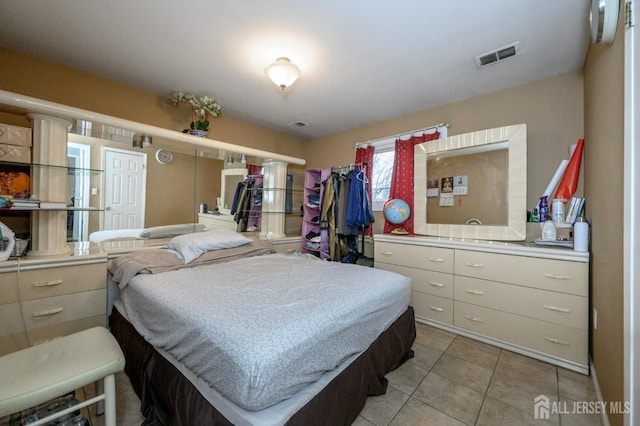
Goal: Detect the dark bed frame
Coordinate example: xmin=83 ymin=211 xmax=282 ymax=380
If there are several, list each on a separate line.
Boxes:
xmin=111 ymin=306 xmax=416 ymax=425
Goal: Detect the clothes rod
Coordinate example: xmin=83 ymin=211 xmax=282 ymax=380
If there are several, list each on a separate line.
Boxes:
xmin=354 ymin=122 xmax=449 ymax=148
xmin=331 ymin=161 xmax=367 ymax=171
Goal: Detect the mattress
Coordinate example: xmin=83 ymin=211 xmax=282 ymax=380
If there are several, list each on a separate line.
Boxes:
xmin=120 ymin=253 xmax=411 ymax=411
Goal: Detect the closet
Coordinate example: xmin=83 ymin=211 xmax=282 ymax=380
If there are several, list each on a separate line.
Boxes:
xmin=301 ymin=165 xmax=373 ymax=262
xmin=302 ymin=169 xmax=327 ymax=257
xmin=231 ymin=175 xmax=263 ymax=232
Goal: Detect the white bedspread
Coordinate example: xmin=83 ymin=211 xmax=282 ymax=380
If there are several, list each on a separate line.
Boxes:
xmin=120 ymin=253 xmax=410 ymax=410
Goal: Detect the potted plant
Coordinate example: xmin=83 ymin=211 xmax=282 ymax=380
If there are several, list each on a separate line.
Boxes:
xmin=168 ymin=91 xmax=222 ymax=137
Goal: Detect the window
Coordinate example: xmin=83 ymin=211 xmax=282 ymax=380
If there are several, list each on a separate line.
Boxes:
xmin=371 ymin=147 xmax=395 ymax=211
xmin=367 ymin=125 xmax=447 ymax=211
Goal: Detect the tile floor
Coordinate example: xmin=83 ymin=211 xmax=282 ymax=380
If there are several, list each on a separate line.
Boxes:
xmin=77 ymin=322 xmax=602 ymax=426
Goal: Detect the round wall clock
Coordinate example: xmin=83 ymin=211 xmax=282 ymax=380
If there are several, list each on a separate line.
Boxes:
xmin=590 ymin=0 xmax=620 ymax=44
xmin=155 ymin=149 xmax=174 ymax=164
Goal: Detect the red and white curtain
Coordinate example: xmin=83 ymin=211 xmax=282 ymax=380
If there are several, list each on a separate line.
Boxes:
xmin=383 ymin=131 xmax=440 ymax=234
xmin=355 ymin=146 xmax=375 ymax=236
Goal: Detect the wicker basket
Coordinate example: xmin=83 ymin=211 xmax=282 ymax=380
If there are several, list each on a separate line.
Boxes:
xmin=0 ymin=238 xmax=29 ymax=257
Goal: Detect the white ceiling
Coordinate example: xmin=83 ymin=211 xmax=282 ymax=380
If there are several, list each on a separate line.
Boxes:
xmin=0 ymin=1 xmax=591 ymax=140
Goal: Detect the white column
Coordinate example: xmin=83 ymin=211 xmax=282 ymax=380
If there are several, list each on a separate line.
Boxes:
xmin=260 ymin=160 xmax=287 ymax=239
xmin=27 ymin=114 xmax=72 ymax=257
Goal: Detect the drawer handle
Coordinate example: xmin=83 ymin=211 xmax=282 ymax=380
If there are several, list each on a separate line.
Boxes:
xmin=428 ymin=306 xmax=444 ymax=312
xmin=33 ymin=279 xmax=64 ymax=287
xmin=543 ymin=336 xmax=570 ymax=345
xmin=465 ymin=289 xmax=484 ymax=295
xmin=285 ymin=249 xmax=295 ymax=253
xmin=543 ymin=273 xmax=571 ymax=280
xmin=543 ymin=304 xmax=571 ymax=313
xmin=380 ymin=251 xmax=393 ymax=256
xmin=428 ymin=281 xmax=445 ymax=288
xmin=464 ymin=262 xmax=484 ymax=268
xmin=32 ymin=307 xmax=64 ymax=317
xmin=428 ymin=257 xmax=445 ymax=263
xmin=464 ymin=315 xmax=483 ymax=322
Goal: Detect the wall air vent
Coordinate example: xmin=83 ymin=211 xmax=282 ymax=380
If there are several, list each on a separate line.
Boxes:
xmin=287 ymin=121 xmax=308 ymax=128
xmin=475 ymin=42 xmax=521 ymax=68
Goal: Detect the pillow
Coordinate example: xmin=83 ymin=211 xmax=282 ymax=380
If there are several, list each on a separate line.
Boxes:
xmin=139 ymin=223 xmax=206 ymax=239
xmin=168 ymin=230 xmax=252 ymax=264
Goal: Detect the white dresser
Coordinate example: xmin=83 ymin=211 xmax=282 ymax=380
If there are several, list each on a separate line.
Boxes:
xmin=0 ymin=245 xmax=107 ymax=356
xmin=374 ymin=234 xmax=589 ymax=374
xmin=197 ymin=213 xmax=238 ymax=231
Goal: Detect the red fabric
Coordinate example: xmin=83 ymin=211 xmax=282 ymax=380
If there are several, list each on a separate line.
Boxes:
xmin=355 ymin=146 xmax=375 ymax=236
xmin=554 ymin=139 xmax=584 ymax=202
xmin=383 ymin=131 xmax=440 ymax=234
xmin=246 ymin=164 xmax=262 ymax=175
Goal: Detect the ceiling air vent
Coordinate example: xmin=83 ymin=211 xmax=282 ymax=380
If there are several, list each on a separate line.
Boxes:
xmin=475 ymin=42 xmax=521 ymax=68
xmin=287 ymin=121 xmax=308 ymax=128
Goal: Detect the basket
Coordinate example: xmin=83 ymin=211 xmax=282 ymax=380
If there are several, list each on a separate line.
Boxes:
xmin=0 ymin=238 xmax=29 ymax=257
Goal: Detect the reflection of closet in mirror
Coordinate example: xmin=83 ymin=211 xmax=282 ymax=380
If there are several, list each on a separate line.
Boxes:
xmin=220 ymin=168 xmax=248 ymax=214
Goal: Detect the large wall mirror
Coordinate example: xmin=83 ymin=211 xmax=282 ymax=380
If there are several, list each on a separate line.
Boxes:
xmin=413 ymin=123 xmax=527 ymax=241
xmin=0 ymin=89 xmax=306 ymax=245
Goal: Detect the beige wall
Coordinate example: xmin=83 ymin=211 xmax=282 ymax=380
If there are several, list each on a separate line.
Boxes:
xmin=308 ymin=71 xmax=584 ymax=234
xmin=583 ymin=8 xmax=625 ymax=426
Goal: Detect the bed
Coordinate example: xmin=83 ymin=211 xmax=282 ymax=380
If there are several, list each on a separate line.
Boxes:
xmin=108 ymin=231 xmax=416 ymax=425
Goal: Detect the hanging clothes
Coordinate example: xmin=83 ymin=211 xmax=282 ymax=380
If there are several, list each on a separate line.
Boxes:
xmin=320 ymin=165 xmax=374 ymax=263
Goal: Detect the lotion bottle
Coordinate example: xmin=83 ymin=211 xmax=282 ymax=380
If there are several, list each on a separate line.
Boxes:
xmin=542 ymin=219 xmax=557 ymax=241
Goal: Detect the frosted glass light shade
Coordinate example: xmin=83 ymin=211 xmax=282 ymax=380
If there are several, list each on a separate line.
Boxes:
xmin=265 ymin=57 xmax=301 ymax=90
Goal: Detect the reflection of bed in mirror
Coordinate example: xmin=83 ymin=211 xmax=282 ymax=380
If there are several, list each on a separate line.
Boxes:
xmin=89 ymin=223 xmax=206 ymax=245
xmin=414 ymin=123 xmax=527 ymax=241
xmin=108 ymin=236 xmax=416 ymax=425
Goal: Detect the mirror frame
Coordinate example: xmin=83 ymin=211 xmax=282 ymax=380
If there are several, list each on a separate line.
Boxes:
xmin=219 ymin=168 xmax=248 ymax=215
xmin=413 ymin=123 xmax=527 ymax=241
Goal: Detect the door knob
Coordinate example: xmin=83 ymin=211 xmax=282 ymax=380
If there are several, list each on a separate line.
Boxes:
xmin=105 ymin=206 xmax=112 ymax=211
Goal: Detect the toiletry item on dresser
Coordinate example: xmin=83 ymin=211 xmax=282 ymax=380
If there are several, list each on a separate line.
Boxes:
xmin=541 ymin=219 xmax=557 ymax=241
xmin=574 ymin=218 xmax=589 ymax=252
xmin=539 ymin=196 xmax=549 ymax=222
xmin=552 ymin=198 xmax=564 ymax=222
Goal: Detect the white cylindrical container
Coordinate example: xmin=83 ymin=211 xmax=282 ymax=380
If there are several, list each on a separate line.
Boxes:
xmin=574 ymin=221 xmax=589 ymax=251
xmin=552 ymin=198 xmax=564 ymax=222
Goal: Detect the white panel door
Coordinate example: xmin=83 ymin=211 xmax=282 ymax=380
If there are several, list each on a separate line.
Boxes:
xmin=103 ymin=147 xmax=146 ymax=230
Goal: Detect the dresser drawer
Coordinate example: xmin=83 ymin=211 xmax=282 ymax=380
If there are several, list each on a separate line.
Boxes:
xmin=0 ymin=271 xmax=19 ymax=304
xmin=454 ymin=276 xmax=587 ymax=329
xmin=21 ymin=289 xmax=106 ymax=330
xmin=377 ymin=263 xmax=453 ymax=298
xmin=28 ymin=315 xmax=106 ymax=346
xmin=411 ymin=292 xmax=453 ymax=324
xmin=18 ymin=263 xmax=106 ymax=301
xmin=375 ymin=242 xmax=453 ymax=274
xmin=455 ymin=250 xmax=587 ymax=296
xmin=0 ymin=302 xmax=23 ymax=335
xmin=454 ymin=301 xmax=587 ymax=365
xmin=0 ymin=315 xmax=105 ymax=355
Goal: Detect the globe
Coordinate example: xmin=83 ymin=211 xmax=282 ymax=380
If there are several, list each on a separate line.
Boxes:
xmin=383 ymin=199 xmax=411 ymax=225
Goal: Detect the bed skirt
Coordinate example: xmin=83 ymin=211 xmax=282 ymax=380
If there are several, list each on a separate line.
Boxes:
xmin=111 ymin=306 xmax=416 ymax=425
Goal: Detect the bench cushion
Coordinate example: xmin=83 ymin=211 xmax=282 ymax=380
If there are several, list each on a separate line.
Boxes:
xmin=0 ymin=326 xmax=125 ymax=417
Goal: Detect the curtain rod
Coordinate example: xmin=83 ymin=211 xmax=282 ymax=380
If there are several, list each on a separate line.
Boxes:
xmin=353 ymin=122 xmax=449 ymax=148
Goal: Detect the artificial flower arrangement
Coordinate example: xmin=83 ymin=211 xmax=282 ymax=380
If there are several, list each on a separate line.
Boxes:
xmin=168 ymin=91 xmax=222 ymax=133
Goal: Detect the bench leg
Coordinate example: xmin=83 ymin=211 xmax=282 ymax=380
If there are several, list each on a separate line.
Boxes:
xmin=104 ymin=374 xmax=117 ymax=426
xmin=95 ymin=379 xmax=104 ymax=415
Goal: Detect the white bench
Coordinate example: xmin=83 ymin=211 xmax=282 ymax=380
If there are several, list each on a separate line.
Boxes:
xmin=0 ymin=326 xmax=125 ymax=426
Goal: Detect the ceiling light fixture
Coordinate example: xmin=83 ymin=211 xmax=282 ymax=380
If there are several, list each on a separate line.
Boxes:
xmin=265 ymin=57 xmax=301 ymax=90
xmin=240 ymin=154 xmax=247 ymax=164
